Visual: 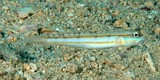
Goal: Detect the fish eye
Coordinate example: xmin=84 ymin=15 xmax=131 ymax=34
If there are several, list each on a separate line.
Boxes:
xmin=133 ymin=32 xmax=139 ymax=37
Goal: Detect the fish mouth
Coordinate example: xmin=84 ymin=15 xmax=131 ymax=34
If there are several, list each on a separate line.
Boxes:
xmin=136 ymin=37 xmax=145 ymax=44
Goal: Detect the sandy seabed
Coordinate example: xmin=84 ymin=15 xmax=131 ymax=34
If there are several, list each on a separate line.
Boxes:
xmin=0 ymin=0 xmax=160 ymax=80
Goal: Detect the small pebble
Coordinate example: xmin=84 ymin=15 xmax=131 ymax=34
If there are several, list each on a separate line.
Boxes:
xmin=112 ymin=10 xmax=119 ymax=16
xmin=7 ymin=35 xmax=17 ymax=42
xmin=154 ymin=27 xmax=160 ymax=35
xmin=67 ymin=63 xmax=79 ymax=74
xmin=2 ymin=6 xmax=10 ymax=11
xmin=37 ymin=10 xmax=43 ymax=16
xmin=144 ymin=1 xmax=154 ymax=8
xmin=150 ymin=10 xmax=159 ymax=15
xmin=63 ymin=54 xmax=71 ymax=61
xmin=147 ymin=15 xmax=153 ymax=19
xmin=113 ymin=64 xmax=126 ymax=70
xmin=67 ymin=12 xmax=74 ymax=17
xmin=19 ymin=25 xmax=37 ymax=33
xmin=17 ymin=7 xmax=35 ymax=19
xmin=77 ymin=3 xmax=86 ymax=8
xmin=91 ymin=62 xmax=98 ymax=69
xmin=105 ymin=14 xmax=112 ymax=21
xmin=113 ymin=19 xmax=128 ymax=28
xmin=29 ymin=63 xmax=38 ymax=72
xmin=102 ymin=59 xmax=114 ymax=67
xmin=89 ymin=56 xmax=96 ymax=61
xmin=23 ymin=63 xmax=30 ymax=70
xmin=123 ymin=70 xmax=135 ymax=79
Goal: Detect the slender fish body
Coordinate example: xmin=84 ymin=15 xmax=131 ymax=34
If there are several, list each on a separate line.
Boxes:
xmin=25 ymin=31 xmax=144 ymax=49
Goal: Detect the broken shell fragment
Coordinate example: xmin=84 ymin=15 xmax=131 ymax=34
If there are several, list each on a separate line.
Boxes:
xmin=143 ymin=52 xmax=156 ymax=72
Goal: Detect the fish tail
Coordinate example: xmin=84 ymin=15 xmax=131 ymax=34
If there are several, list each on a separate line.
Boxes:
xmin=24 ymin=36 xmax=47 ymax=44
